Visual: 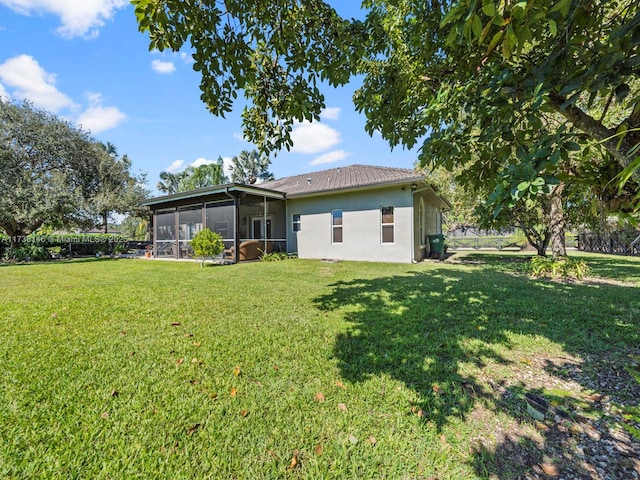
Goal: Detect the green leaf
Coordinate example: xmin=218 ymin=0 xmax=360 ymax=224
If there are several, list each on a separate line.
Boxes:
xmin=618 ymin=154 xmax=640 ymax=187
xmin=564 ymin=141 xmax=581 ymax=151
xmin=615 ymin=83 xmax=630 ymax=101
xmin=445 ymin=26 xmax=460 ymax=45
xmin=531 ymin=177 xmax=545 ymax=186
xmin=481 ymin=2 xmax=496 ymax=17
xmin=517 ymin=181 xmax=530 ymax=191
xmin=471 ymin=15 xmax=483 ymax=39
xmin=486 ymin=30 xmax=504 ymax=54
xmin=550 ymin=0 xmax=571 ymax=16
xmin=479 ymin=20 xmax=493 ymax=45
xmin=548 ymin=19 xmax=557 ymax=37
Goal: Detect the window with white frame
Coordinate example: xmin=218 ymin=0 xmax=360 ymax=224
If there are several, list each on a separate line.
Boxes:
xmin=381 ymin=206 xmax=394 ymax=243
xmin=331 ymin=209 xmax=343 ymax=243
xmin=292 ymin=213 xmax=301 ymax=232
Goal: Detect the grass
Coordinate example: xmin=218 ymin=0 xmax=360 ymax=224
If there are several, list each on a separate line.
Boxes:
xmin=0 ymin=252 xmax=638 ymax=478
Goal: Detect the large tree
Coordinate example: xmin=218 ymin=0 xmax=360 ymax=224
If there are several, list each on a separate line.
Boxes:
xmin=134 ymin=1 xmax=640 ymax=258
xmin=88 ymin=144 xmax=149 ymax=234
xmin=230 ymin=149 xmax=275 ymax=184
xmin=133 ymin=1 xmax=639 ymax=160
xmin=0 ymin=99 xmax=97 ymax=246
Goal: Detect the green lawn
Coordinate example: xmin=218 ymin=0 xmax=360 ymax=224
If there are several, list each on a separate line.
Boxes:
xmin=0 ymin=253 xmax=638 ymax=479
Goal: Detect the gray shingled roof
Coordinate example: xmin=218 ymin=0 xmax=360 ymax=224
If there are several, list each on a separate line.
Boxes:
xmin=261 ymin=164 xmax=425 ymax=197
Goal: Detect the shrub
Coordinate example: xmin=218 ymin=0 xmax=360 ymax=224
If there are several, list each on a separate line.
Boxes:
xmin=190 ymin=228 xmax=224 ymax=267
xmin=524 ymin=256 xmax=589 ymax=280
xmin=2 ymin=245 xmax=48 ymax=262
xmin=1 ymin=233 xmax=129 ymax=258
xmin=260 ymin=251 xmax=291 ymax=262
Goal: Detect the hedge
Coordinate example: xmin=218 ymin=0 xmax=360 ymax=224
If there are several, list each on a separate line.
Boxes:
xmin=1 ymin=233 xmax=128 ymax=259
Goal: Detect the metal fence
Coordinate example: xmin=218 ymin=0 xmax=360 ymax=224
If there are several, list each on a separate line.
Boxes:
xmin=446 ymin=235 xmax=524 ymax=250
xmin=577 ymin=231 xmax=640 ymax=256
xmin=447 ymin=234 xmax=578 ymax=251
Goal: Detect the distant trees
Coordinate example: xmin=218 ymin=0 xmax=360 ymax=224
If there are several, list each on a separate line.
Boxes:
xmin=157 ymin=171 xmax=186 ymax=195
xmin=179 ymin=158 xmax=228 ymax=190
xmin=230 ymin=150 xmax=274 ymax=185
xmin=0 ymin=99 xmax=148 ymax=245
xmin=156 ymin=151 xmax=275 ymax=194
xmin=157 ymin=157 xmax=228 ymax=194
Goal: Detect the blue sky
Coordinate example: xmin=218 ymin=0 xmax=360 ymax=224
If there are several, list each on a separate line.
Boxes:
xmin=0 ymin=1 xmax=420 ymax=194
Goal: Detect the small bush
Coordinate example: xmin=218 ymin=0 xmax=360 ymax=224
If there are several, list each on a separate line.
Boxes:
xmin=190 ymin=229 xmax=224 ymax=267
xmin=260 ymin=251 xmax=291 ymax=262
xmin=3 ymin=245 xmax=48 ymax=262
xmin=524 ymin=256 xmax=589 ymax=280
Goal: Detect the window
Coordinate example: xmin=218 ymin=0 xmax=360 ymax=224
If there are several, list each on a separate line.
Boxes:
xmin=381 ymin=206 xmax=394 ymax=243
xmin=292 ymin=213 xmax=301 ymax=232
xmin=332 ymin=209 xmax=343 ymax=243
xmin=418 ymin=198 xmax=425 ymax=246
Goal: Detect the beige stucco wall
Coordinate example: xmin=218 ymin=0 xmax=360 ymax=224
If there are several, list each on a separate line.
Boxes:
xmin=286 ymin=186 xmax=417 ymax=263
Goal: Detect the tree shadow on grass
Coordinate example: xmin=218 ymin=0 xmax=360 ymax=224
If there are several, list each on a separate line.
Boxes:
xmin=313 ymin=265 xmax=640 ymax=477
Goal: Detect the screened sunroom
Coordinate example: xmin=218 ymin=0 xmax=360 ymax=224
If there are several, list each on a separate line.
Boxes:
xmin=143 ymin=184 xmax=287 ymax=263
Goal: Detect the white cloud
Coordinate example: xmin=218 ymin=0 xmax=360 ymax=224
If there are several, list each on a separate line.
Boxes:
xmin=309 ymin=150 xmax=349 ymax=166
xmin=190 ymin=157 xmax=214 ymax=168
xmin=0 ymin=56 xmax=125 ymax=133
xmin=290 ymin=121 xmax=341 ymax=154
xmin=180 ymin=52 xmax=194 ymax=65
xmin=77 ymin=105 xmax=126 ymax=133
xmin=320 ymin=107 xmax=340 ymax=121
xmin=0 ymin=81 xmax=8 ymax=100
xmin=0 ymin=54 xmax=75 ymax=111
xmin=0 ymin=0 xmax=129 ymax=38
xmin=233 ymin=132 xmax=247 ymax=142
xmin=76 ymin=92 xmax=126 ymax=133
xmin=165 ymin=160 xmax=184 ymax=173
xmin=151 ymin=59 xmax=176 ymax=74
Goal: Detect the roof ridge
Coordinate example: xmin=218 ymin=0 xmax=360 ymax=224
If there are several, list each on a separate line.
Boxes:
xmin=262 ymin=163 xmax=420 ymax=185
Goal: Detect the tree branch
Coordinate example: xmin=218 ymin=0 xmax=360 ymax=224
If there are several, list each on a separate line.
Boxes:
xmin=547 ymin=92 xmax=634 ymax=170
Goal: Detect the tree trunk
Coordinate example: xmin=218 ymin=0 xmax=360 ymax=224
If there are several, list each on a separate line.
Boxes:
xmin=549 ymin=182 xmax=567 ymax=260
xmin=2 ymin=223 xmax=27 ymax=248
xmin=519 ymin=223 xmax=549 ymax=257
xmin=537 ymin=235 xmax=551 ymax=256
xmin=103 ymin=212 xmax=108 ymax=234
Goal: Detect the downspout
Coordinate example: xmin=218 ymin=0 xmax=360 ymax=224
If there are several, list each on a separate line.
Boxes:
xmin=225 ymin=187 xmax=240 ymax=264
xmin=263 ymin=195 xmax=267 ymax=254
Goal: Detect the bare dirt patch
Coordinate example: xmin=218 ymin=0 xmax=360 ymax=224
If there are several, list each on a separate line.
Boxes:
xmin=471 ymin=350 xmax=640 ymax=479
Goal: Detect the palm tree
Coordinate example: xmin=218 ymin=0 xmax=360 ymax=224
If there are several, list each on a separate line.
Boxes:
xmin=99 ymin=141 xmax=118 ymax=158
xmin=157 ymin=171 xmax=185 ymax=194
xmin=230 ymin=150 xmax=274 ymax=184
xmin=178 ymin=157 xmax=229 ymax=191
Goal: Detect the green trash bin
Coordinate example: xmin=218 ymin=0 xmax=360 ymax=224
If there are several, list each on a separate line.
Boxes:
xmin=428 ymin=234 xmax=446 ymax=257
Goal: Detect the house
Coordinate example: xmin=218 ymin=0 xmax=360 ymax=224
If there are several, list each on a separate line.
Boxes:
xmin=141 ymin=164 xmax=451 ymax=263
